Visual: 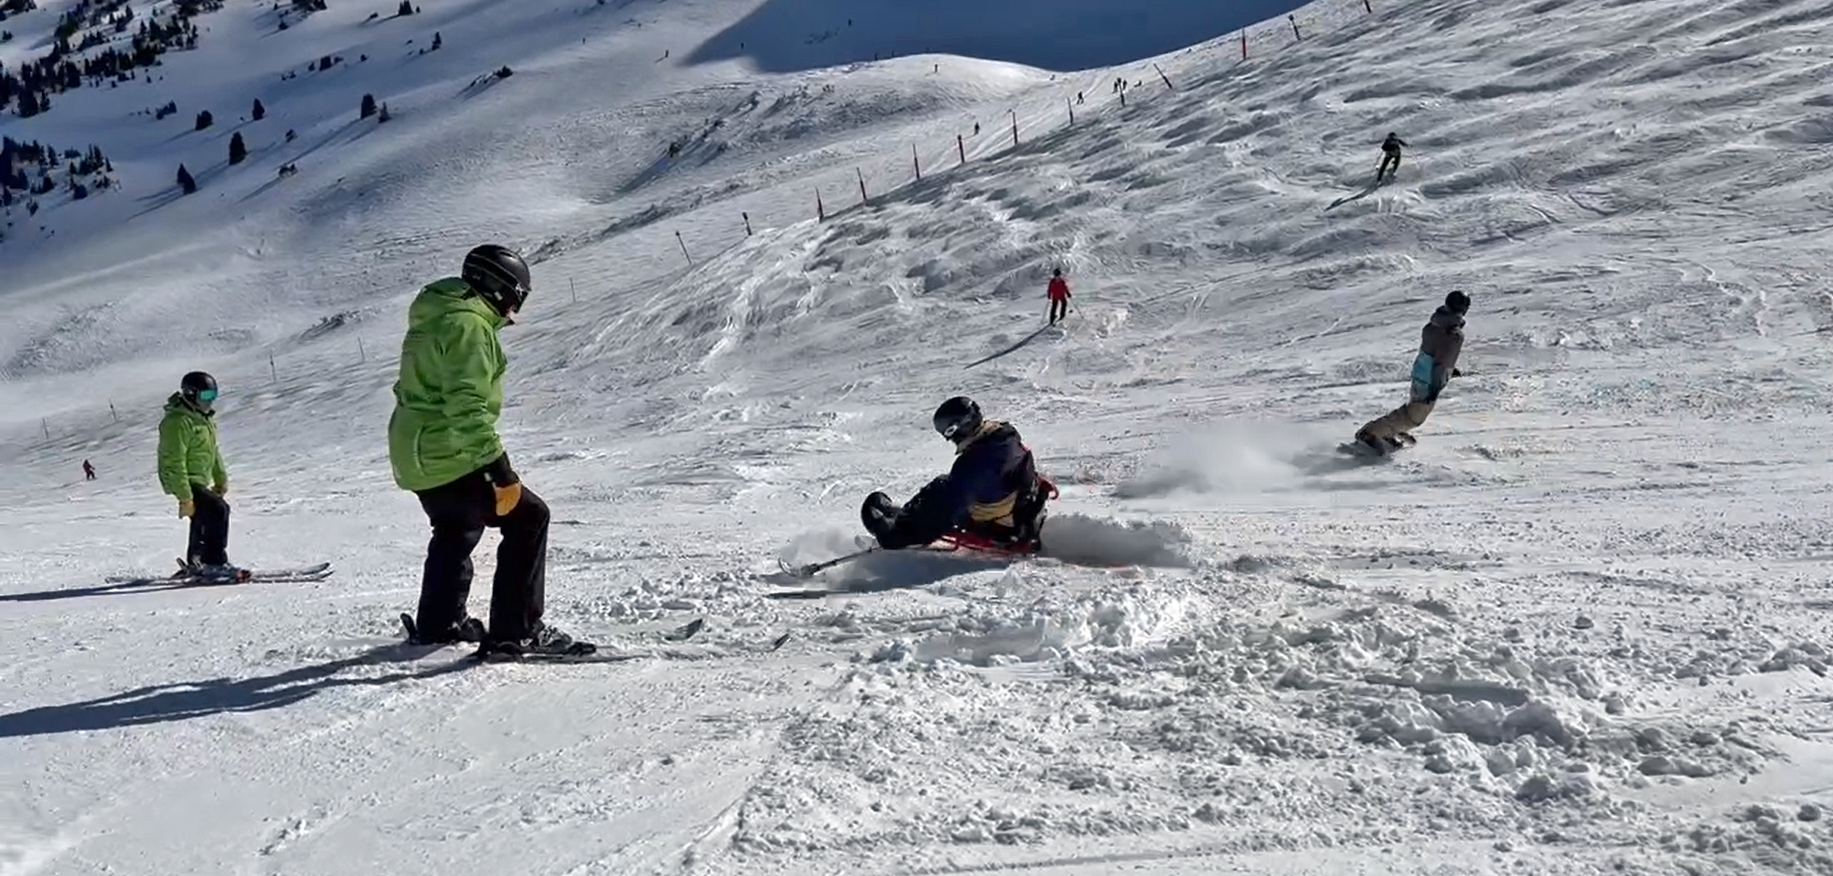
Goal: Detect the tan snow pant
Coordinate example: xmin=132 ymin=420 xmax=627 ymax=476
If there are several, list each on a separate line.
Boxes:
xmin=1358 ymin=399 xmax=1436 ymax=443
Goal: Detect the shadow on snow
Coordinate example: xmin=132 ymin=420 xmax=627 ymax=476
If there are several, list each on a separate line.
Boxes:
xmin=0 ymin=645 xmax=464 ymax=738
xmin=686 ymin=0 xmax=1315 ymax=73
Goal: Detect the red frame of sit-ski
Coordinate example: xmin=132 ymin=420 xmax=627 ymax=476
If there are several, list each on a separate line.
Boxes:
xmin=931 ymin=475 xmax=1059 ymax=555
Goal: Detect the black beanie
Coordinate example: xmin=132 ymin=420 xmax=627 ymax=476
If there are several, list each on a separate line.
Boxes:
xmin=1445 ymin=290 xmax=1470 ymax=314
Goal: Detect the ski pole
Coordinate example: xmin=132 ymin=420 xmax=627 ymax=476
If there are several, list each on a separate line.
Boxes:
xmin=788 ymin=546 xmax=879 ymax=577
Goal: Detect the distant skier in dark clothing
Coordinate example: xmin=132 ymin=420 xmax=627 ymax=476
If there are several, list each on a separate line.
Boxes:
xmin=82 ymin=459 xmax=95 ymax=481
xmin=1354 ymin=291 xmax=1468 ymax=454
xmin=1046 ymin=268 xmax=1072 ymax=326
xmin=1376 ymin=132 xmax=1408 ymax=184
xmin=388 ymin=244 xmax=592 ymax=657
xmin=861 ymin=397 xmax=1057 ymax=552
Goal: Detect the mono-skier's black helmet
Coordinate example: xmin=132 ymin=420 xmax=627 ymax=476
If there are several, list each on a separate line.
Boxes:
xmin=461 ymin=244 xmax=532 ymax=317
xmin=180 ymin=371 xmax=218 ymax=410
xmin=933 ymin=396 xmax=983 ymax=443
xmin=1445 ymin=290 xmax=1471 ymax=314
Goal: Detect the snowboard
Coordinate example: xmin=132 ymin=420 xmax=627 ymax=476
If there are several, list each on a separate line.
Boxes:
xmin=1337 ymin=433 xmax=1415 ymax=459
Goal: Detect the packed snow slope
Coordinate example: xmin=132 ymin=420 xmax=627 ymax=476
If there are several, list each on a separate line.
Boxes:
xmin=4 ymin=0 xmax=1833 ymax=874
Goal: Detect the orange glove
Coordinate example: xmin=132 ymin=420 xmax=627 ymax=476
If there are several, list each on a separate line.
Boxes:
xmin=484 ymin=453 xmax=521 ymax=516
xmin=493 ymin=482 xmax=522 ymax=516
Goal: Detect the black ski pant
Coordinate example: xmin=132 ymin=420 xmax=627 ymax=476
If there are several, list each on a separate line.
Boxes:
xmin=187 ymin=486 xmax=230 ymax=566
xmin=413 ymin=470 xmax=549 ymax=642
xmin=1048 ymin=299 xmax=1069 ymax=325
xmin=1377 ymin=150 xmax=1401 ymax=181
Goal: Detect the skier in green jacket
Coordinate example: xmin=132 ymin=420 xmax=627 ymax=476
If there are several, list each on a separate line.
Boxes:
xmin=388 ymin=244 xmax=592 ymax=657
xmin=157 ymin=371 xmax=243 ymax=579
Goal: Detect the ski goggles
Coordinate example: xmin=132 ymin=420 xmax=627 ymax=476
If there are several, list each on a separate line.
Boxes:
xmin=195 ymin=388 xmax=218 ymax=403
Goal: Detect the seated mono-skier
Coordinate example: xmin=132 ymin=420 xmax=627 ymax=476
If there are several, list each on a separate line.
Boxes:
xmin=860 ymin=396 xmax=1058 ymax=552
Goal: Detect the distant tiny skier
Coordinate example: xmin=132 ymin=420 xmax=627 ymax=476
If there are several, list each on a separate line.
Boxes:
xmin=1375 ymin=132 xmax=1408 ymax=185
xmin=860 ymin=396 xmax=1057 ymax=553
xmin=157 ymin=371 xmax=241 ymax=579
xmin=1046 ymin=268 xmax=1072 ymax=326
xmin=1353 ymin=291 xmax=1468 ymax=455
xmin=388 ymin=244 xmax=593 ymax=656
xmin=82 ymin=459 xmax=95 ymax=481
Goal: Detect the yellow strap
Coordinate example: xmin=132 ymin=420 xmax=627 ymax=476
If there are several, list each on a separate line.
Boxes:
xmin=968 ymin=491 xmax=1017 ymax=524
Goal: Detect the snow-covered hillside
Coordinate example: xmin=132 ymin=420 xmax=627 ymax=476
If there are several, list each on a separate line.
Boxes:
xmin=4 ymin=0 xmax=1833 ymax=873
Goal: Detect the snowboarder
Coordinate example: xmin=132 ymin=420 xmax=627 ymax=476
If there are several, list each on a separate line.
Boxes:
xmin=860 ymin=396 xmax=1057 ymax=553
xmin=1046 ymin=268 xmax=1072 ymax=326
xmin=1375 ymin=132 xmax=1408 ymax=184
xmin=388 ymin=244 xmax=592 ymax=656
xmin=1354 ymin=291 xmax=1468 ymax=455
xmin=157 ymin=371 xmax=240 ymax=579
xmin=82 ymin=459 xmax=95 ymax=480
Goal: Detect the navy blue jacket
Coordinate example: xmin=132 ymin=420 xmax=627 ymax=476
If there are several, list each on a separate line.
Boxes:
xmin=881 ymin=422 xmax=1037 ymax=549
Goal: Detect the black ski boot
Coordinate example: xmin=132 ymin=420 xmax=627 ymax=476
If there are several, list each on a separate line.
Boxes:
xmin=477 ymin=624 xmax=596 ymax=661
xmin=401 ymin=613 xmax=485 ymax=645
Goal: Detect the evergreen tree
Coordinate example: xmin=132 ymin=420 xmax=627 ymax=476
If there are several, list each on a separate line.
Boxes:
xmin=251 ymin=98 xmax=265 ymax=121
xmin=360 ymin=93 xmax=376 ymax=119
xmin=195 ymin=109 xmax=212 ymax=130
xmin=176 ymin=163 xmax=195 ymax=194
xmin=228 ymin=131 xmax=246 ymax=165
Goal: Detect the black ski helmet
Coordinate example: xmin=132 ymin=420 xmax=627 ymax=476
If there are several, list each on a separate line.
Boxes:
xmin=1445 ymin=290 xmax=1471 ymax=314
xmin=461 ymin=244 xmax=532 ymax=317
xmin=180 ymin=371 xmax=218 ymax=410
xmin=933 ymin=396 xmax=983 ymax=442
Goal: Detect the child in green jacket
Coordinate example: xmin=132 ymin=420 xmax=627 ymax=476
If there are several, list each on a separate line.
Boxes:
xmin=157 ymin=371 xmax=240 ymax=579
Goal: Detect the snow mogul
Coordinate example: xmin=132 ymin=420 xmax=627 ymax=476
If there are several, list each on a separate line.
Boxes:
xmin=861 ymin=396 xmax=1058 ymax=554
xmin=1353 ymin=290 xmax=1468 ymax=455
xmin=388 ymin=243 xmax=592 ymax=657
xmin=157 ymin=370 xmax=243 ymax=580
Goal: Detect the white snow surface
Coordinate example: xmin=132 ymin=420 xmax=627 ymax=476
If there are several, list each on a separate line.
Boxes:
xmin=4 ymin=0 xmax=1833 ymax=873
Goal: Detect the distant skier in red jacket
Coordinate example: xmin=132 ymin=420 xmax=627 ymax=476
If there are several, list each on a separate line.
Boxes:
xmin=1046 ymin=269 xmax=1071 ymax=325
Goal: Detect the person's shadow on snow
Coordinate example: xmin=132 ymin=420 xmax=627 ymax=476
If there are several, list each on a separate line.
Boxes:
xmin=0 ymin=578 xmax=249 ymax=602
xmin=0 ymin=645 xmax=465 ymax=738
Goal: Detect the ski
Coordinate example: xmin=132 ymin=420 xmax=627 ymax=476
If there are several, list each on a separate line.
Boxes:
xmin=103 ymin=561 xmax=333 ymax=587
xmin=474 ymin=648 xmax=639 ymax=664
